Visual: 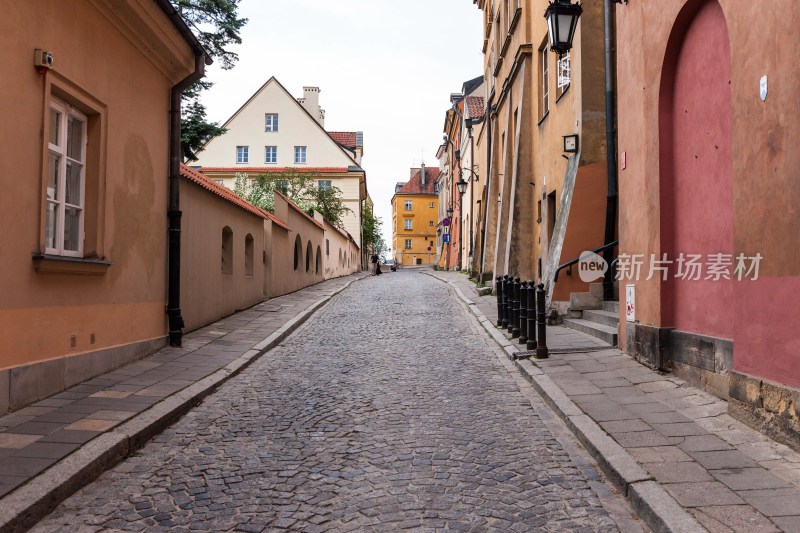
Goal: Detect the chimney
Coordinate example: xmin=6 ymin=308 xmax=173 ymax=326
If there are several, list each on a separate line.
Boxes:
xmin=420 ymin=162 xmax=426 ymax=186
xmin=410 ymin=167 xmax=421 ymax=179
xmin=299 ymin=86 xmax=324 ymax=127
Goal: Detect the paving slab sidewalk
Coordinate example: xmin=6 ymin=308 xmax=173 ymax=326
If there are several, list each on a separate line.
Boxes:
xmin=429 ymin=270 xmax=800 ymax=533
xmin=0 ymin=273 xmax=366 ymax=532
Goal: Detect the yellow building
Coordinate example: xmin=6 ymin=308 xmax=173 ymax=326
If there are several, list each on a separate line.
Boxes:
xmin=391 ymin=166 xmax=440 ymax=266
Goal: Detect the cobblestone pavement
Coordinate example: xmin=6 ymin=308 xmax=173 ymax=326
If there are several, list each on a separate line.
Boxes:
xmin=33 ymin=270 xmax=641 ymax=532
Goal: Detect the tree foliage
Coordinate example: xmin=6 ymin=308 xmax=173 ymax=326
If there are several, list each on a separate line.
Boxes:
xmin=361 ymin=208 xmax=385 ymax=256
xmin=234 ymin=170 xmax=352 ymax=229
xmin=172 ymin=0 xmax=248 ymax=161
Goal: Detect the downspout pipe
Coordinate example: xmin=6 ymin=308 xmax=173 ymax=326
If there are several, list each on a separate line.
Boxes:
xmin=602 ymin=0 xmax=619 ymax=301
xmin=479 ymin=100 xmax=495 ymax=281
xmin=168 ymin=53 xmax=206 ymax=346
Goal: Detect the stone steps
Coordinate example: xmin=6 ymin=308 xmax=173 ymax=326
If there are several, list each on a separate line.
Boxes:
xmin=561 ymin=318 xmax=619 ymax=346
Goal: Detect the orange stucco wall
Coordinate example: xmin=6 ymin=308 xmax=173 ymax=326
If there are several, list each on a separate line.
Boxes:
xmin=617 ymin=0 xmax=800 ymax=387
xmin=181 ymin=180 xmax=268 ymax=332
xmin=0 ymin=1 xmax=194 ymax=372
xmin=269 ymin=194 xmax=325 ymax=297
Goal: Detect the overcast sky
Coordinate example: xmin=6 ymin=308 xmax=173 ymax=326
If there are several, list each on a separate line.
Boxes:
xmin=200 ymin=0 xmax=484 ymax=247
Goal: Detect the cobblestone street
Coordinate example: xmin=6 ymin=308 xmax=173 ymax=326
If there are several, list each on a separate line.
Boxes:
xmin=33 ymin=271 xmax=639 ymax=532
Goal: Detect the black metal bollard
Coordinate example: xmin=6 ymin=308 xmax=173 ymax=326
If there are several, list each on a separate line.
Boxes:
xmin=518 ymin=281 xmax=528 ymax=345
xmin=501 ymin=275 xmax=510 ymax=329
xmin=504 ymin=276 xmax=513 ymax=331
xmin=511 ymin=278 xmax=521 ymax=338
xmin=526 ymin=280 xmax=537 ymax=351
xmin=507 ymin=277 xmax=516 ymax=334
xmin=495 ymin=276 xmax=504 ymax=327
xmin=536 ymin=283 xmax=549 ymax=359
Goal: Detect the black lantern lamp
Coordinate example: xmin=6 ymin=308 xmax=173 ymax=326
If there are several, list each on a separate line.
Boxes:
xmin=457 ymin=178 xmax=468 ymax=196
xmin=446 ymin=207 xmax=454 ymax=218
xmin=544 ymin=0 xmax=583 ymax=55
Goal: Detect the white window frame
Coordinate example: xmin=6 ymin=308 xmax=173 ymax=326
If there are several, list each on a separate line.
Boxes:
xmin=265 ymin=113 xmax=278 ymax=132
xmin=265 ymin=145 xmax=277 ymax=164
xmin=294 ymin=145 xmax=307 ymax=164
xmin=404 ymin=239 xmax=412 ymax=250
xmin=557 ymin=51 xmax=571 ymax=99
xmin=318 ymin=180 xmax=332 ymax=190
xmin=46 ymin=97 xmax=87 ymax=257
xmin=236 ymin=145 xmax=249 ymax=164
xmin=429 ymin=201 xmax=435 ymax=208
xmin=541 ymin=45 xmax=550 ymax=118
xmin=404 ymin=200 xmax=413 ymax=210
xmin=404 ymin=219 xmax=413 ymax=230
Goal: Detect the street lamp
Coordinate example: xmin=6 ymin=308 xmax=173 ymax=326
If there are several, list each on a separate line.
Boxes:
xmin=446 ymin=207 xmax=454 ymax=218
xmin=544 ymin=0 xmax=583 ymax=55
xmin=456 ymin=178 xmax=468 ymax=196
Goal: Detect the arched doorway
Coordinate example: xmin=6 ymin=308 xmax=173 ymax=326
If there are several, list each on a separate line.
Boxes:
xmin=659 ymin=0 xmax=733 ymax=339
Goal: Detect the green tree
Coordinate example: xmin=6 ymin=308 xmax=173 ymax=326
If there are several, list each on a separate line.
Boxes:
xmin=172 ymin=0 xmax=248 ymax=161
xmin=234 ymin=170 xmax=352 ymax=229
xmin=361 ymin=208 xmax=384 ymax=255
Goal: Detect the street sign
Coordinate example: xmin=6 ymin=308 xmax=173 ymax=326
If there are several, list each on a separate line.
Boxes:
xmin=442 ymin=234 xmax=450 ymax=243
xmin=427 ymin=246 xmax=431 ymax=251
xmin=443 ymin=218 xmax=450 ymax=227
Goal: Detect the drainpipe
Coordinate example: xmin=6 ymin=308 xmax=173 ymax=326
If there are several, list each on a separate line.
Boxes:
xmin=465 ymin=115 xmax=484 ymax=274
xmin=168 ymin=53 xmax=208 ymax=346
xmin=479 ymin=100 xmax=495 ymax=281
xmin=602 ymin=0 xmax=619 ymax=301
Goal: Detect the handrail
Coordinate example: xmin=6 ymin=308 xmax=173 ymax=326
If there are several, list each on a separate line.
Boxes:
xmin=553 ymin=241 xmax=618 ymax=283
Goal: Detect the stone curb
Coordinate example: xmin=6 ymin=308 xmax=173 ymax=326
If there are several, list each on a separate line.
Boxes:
xmin=0 ymin=275 xmax=365 ymax=533
xmin=427 ymin=272 xmax=705 ymax=533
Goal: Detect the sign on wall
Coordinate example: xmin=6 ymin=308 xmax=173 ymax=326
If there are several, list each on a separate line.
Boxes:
xmin=625 ymin=284 xmax=636 ymax=323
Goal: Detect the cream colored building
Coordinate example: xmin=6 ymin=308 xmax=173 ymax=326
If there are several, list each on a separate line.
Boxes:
xmin=193 ymin=77 xmax=367 ymax=251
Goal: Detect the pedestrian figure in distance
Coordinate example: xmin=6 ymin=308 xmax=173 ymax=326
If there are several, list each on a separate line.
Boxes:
xmin=375 ymin=260 xmax=382 ymax=275
xmin=371 ymin=253 xmax=379 ymax=275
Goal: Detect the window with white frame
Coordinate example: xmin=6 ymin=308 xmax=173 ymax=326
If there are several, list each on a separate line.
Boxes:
xmin=265 ymin=145 xmax=277 ymax=164
xmin=557 ymin=51 xmax=571 ymax=99
xmin=236 ymin=145 xmax=249 ymax=164
xmin=429 ymin=201 xmax=434 ymax=208
xmin=429 ymin=220 xmax=434 ymax=227
xmin=294 ymin=146 xmax=307 ymax=164
xmin=265 ymin=113 xmax=278 ymax=132
xmin=540 ymin=42 xmax=550 ymax=119
xmin=46 ymin=98 xmax=87 ymax=256
xmin=404 ymin=200 xmax=412 ymax=210
xmin=318 ymin=180 xmax=332 ymax=190
xmin=404 ymin=239 xmax=412 ymax=250
xmin=404 ymin=219 xmax=412 ymax=230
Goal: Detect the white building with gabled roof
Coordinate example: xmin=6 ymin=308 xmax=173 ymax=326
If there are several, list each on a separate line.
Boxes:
xmin=193 ymin=77 xmax=367 ymax=251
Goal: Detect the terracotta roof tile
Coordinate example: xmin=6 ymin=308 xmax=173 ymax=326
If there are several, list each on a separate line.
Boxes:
xmin=200 ymin=167 xmax=349 ymax=174
xmin=466 ymin=96 xmax=485 ymax=119
xmin=328 ymin=132 xmax=357 ymax=148
xmin=180 ymin=163 xmax=270 ymax=221
xmin=396 ymin=167 xmax=440 ymax=195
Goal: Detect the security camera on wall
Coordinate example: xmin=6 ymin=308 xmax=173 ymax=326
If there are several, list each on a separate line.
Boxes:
xmin=34 ymin=49 xmax=54 ymax=72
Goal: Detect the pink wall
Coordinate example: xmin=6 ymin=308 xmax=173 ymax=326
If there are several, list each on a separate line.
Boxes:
xmin=659 ymin=0 xmax=733 ymax=339
xmin=619 ymin=0 xmax=800 ymax=388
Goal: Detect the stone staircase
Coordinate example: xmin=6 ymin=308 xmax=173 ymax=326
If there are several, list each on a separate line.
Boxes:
xmin=562 ymin=300 xmax=619 ymax=346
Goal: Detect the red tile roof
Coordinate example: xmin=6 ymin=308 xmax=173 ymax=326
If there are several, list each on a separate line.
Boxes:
xmin=180 ymin=164 xmax=269 ymax=220
xmin=328 ymin=132 xmax=357 ymax=148
xmin=396 ymin=167 xmax=440 ymax=195
xmin=200 ymin=167 xmax=350 ymax=174
xmin=466 ymin=96 xmax=485 ymax=118
xmin=274 ymin=190 xmax=325 ymax=230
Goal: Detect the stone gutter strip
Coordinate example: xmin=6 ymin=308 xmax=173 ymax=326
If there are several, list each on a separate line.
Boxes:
xmin=0 ymin=274 xmax=366 ymax=533
xmin=425 ymin=271 xmax=705 ymax=533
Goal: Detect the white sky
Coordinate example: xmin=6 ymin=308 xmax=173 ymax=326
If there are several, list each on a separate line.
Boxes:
xmin=200 ymin=0 xmax=484 ymax=248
